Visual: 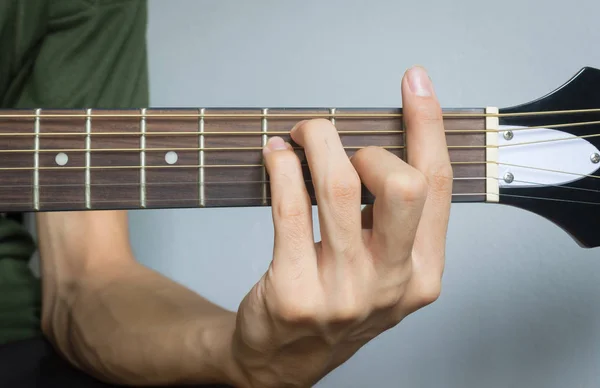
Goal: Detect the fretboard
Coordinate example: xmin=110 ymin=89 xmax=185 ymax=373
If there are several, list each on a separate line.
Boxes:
xmin=0 ymin=108 xmax=488 ymax=212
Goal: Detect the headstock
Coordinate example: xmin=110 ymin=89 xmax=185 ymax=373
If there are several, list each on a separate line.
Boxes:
xmin=498 ymin=67 xmax=600 ymax=248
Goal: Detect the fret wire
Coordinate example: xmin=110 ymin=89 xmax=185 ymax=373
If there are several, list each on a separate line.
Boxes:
xmin=262 ymin=108 xmax=268 ymax=205
xmin=33 ymin=109 xmax=41 ymax=211
xmin=85 ymin=108 xmax=92 ymax=209
xmin=140 ymin=108 xmax=147 ymax=208
xmin=199 ymin=108 xmax=206 ymax=207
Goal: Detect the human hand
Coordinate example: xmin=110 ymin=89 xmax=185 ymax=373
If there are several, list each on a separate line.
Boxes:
xmin=231 ymin=66 xmax=452 ymax=388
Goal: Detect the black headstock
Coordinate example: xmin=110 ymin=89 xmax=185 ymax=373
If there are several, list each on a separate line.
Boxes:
xmin=499 ymin=67 xmax=600 ymax=248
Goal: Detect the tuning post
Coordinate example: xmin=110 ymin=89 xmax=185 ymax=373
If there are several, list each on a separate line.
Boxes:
xmin=503 ymin=172 xmax=515 ymax=184
xmin=591 ymin=152 xmax=600 ymax=164
xmin=503 ymin=130 xmax=514 ymax=141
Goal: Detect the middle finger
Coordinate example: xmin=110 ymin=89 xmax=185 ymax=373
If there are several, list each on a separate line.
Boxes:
xmin=290 ymin=119 xmax=363 ymax=257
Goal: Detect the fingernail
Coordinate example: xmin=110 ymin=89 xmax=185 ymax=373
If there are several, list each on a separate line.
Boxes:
xmin=406 ymin=66 xmax=433 ymax=97
xmin=264 ymin=136 xmax=288 ymax=153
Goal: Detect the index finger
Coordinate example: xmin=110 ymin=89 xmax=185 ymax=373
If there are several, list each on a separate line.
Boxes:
xmin=401 ymin=66 xmax=453 ymax=264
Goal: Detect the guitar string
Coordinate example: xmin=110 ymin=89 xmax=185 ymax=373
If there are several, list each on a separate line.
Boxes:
xmin=0 ymin=129 xmax=599 ymax=154
xmin=495 ymin=193 xmax=600 ymax=206
xmin=0 ymin=110 xmax=596 ymax=207
xmin=502 ymin=178 xmax=600 ymax=193
xmin=0 ymin=116 xmax=596 ymax=183
xmin=0 ymin=177 xmax=485 ymax=189
xmin=0 ymin=162 xmax=600 ymax=192
xmin=0 ymin=194 xmax=483 ymax=208
xmin=0 ymin=161 xmax=597 ymax=181
xmin=1 ymin=107 xmax=600 ymax=119
xmin=498 ymin=132 xmax=600 ymax=148
xmin=2 ymin=176 xmax=599 ymax=198
xmin=0 ymin=118 xmax=599 ymax=137
xmin=0 ymin=191 xmax=597 ymax=208
xmin=497 ymin=162 xmax=600 ymax=180
xmin=0 ymin=119 xmax=598 ymax=153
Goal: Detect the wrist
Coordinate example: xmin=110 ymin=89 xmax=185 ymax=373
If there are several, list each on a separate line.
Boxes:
xmin=189 ymin=312 xmax=250 ymax=388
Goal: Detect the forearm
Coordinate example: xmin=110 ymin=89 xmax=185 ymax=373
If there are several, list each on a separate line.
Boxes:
xmin=36 ymin=212 xmax=245 ymax=386
xmin=57 ymin=263 xmax=240 ymax=386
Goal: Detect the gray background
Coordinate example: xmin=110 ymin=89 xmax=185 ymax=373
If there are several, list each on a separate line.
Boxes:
xmin=130 ymin=1 xmax=599 ymax=387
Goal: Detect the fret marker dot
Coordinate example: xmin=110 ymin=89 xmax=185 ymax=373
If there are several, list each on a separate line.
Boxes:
xmin=165 ymin=151 xmax=178 ymax=165
xmin=55 ymin=152 xmax=69 ymax=166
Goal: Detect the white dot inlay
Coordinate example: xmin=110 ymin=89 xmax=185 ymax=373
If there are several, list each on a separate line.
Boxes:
xmin=165 ymin=151 xmax=178 ymax=165
xmin=55 ymin=152 xmax=69 ymax=166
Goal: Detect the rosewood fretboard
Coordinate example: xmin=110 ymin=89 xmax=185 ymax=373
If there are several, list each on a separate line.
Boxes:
xmin=0 ymin=108 xmax=487 ymax=212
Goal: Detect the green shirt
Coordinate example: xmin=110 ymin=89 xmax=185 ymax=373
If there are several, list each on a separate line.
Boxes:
xmin=0 ymin=0 xmax=149 ymax=345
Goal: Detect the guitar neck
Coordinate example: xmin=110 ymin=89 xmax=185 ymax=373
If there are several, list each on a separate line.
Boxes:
xmin=0 ymin=107 xmax=493 ymax=212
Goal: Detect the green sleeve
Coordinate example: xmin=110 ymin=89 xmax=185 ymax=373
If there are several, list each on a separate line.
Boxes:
xmin=0 ymin=0 xmax=149 ymax=346
xmin=8 ymin=0 xmax=149 ymax=109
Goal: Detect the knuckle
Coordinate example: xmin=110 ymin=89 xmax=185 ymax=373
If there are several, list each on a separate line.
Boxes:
xmin=373 ymin=267 xmax=411 ymax=311
xmin=427 ymin=162 xmax=454 ymax=193
xmin=329 ymin=174 xmax=361 ymax=201
xmin=415 ymin=278 xmax=442 ymax=307
xmin=269 ymin=149 xmax=300 ymax=172
xmin=275 ymin=198 xmax=309 ymax=220
xmin=412 ymin=103 xmax=442 ymax=124
xmin=383 ymin=171 xmax=428 ymax=204
xmin=276 ymin=300 xmax=317 ymax=324
xmin=324 ymin=233 xmax=361 ymax=262
xmin=274 ymin=202 xmax=311 ymax=247
xmin=373 ymin=289 xmax=402 ymax=311
xmin=329 ymin=303 xmax=363 ymax=323
xmin=337 ymin=243 xmax=362 ymax=264
xmin=326 ymin=170 xmax=361 ymax=200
